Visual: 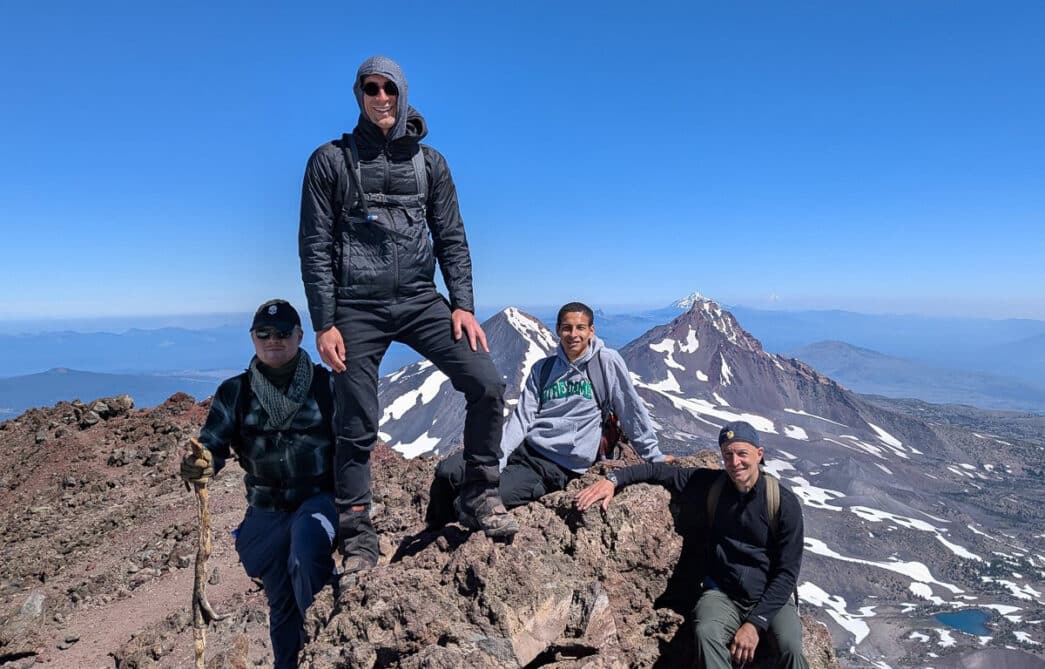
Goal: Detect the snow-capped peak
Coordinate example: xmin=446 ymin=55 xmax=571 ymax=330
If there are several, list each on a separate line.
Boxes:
xmin=503 ymin=307 xmax=557 ymax=350
xmin=672 ymin=291 xmax=707 ymax=309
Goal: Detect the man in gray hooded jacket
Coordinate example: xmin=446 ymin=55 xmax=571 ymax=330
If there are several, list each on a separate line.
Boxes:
xmin=428 ymin=302 xmax=668 ymax=524
xmin=299 ymin=56 xmax=515 ymax=571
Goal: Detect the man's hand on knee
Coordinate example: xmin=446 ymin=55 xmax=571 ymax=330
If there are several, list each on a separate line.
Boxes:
xmin=317 ymin=327 xmax=347 ymax=372
xmin=451 ymin=309 xmax=488 ymax=352
xmin=730 ymin=621 xmax=759 ymax=666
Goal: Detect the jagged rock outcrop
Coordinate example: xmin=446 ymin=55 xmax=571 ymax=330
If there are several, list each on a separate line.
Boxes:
xmin=301 ymin=446 xmax=838 ymax=669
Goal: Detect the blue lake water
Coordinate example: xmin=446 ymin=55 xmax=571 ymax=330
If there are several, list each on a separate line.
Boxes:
xmin=934 ymin=609 xmax=991 ymax=635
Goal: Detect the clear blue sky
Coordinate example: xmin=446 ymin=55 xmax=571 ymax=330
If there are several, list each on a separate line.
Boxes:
xmin=2 ymin=1 xmax=1043 ymax=323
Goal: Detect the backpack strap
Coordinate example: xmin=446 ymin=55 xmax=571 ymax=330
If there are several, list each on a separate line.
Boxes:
xmin=338 ymin=133 xmax=370 ymax=220
xmin=765 ymin=473 xmax=780 ymax=539
xmin=412 ymin=145 xmax=429 ymax=216
xmin=536 ymin=357 xmax=556 ymax=409
xmin=229 ymin=371 xmax=252 ymax=453
xmin=585 ymin=350 xmax=611 ymax=422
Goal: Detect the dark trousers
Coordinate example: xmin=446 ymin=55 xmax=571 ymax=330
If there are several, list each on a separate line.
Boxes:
xmin=428 ymin=441 xmax=578 ymax=526
xmin=234 ymin=494 xmax=337 ymax=669
xmin=693 ymin=588 xmax=809 ymax=669
xmin=333 ymin=293 xmax=506 ymax=507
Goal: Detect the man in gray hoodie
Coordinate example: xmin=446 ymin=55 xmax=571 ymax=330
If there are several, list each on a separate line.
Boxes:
xmin=427 ymin=302 xmax=668 ymax=524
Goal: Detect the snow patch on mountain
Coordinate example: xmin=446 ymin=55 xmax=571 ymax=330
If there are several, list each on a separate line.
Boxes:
xmin=696 ymin=370 xmax=708 ymax=381
xmin=381 ymin=368 xmax=448 ymax=423
xmin=787 ymin=477 xmax=845 ymax=511
xmin=392 ymin=431 xmax=441 ymax=458
xmin=784 ymin=425 xmax=808 ymax=440
xmin=805 ymin=538 xmax=963 ymax=593
xmin=849 ymin=507 xmax=982 ymax=561
xmin=980 ymin=577 xmax=1041 ymax=601
xmin=785 ymin=408 xmax=848 ymax=428
xmin=910 ymin=582 xmax=948 ymax=605
xmin=649 ymin=338 xmax=685 ymax=370
xmin=720 ymin=355 xmax=733 ymax=385
xmin=798 ymin=582 xmax=872 ymax=644
xmin=636 ymin=384 xmax=777 ymax=433
xmin=645 ymin=370 xmax=682 ymax=393
xmin=867 ymin=422 xmax=903 ymax=449
xmin=679 ymin=327 xmax=700 ymax=353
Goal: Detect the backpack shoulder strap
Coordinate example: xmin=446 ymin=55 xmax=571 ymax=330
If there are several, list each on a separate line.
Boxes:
xmin=765 ymin=473 xmax=780 ymax=538
xmin=706 ymin=471 xmax=727 ymax=530
xmin=231 ymin=371 xmax=252 ymax=450
xmin=413 ymin=145 xmax=429 ymax=213
xmin=536 ymin=357 xmax=556 ymax=409
xmin=338 ymin=133 xmax=370 ymax=219
xmin=585 ymin=350 xmax=611 ymax=420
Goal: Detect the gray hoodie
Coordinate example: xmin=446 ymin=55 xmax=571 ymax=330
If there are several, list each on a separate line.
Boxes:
xmin=499 ymin=336 xmax=666 ymax=473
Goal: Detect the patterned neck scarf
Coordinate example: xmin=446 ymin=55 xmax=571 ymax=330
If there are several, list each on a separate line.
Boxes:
xmin=249 ymin=349 xmax=314 ymax=431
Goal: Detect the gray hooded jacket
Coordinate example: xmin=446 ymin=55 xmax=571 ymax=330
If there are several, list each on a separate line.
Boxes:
xmin=499 ymin=336 xmax=666 ymax=473
xmin=299 ymin=56 xmax=475 ymax=330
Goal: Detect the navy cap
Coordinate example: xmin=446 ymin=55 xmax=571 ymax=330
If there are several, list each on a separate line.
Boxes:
xmin=718 ymin=421 xmax=760 ymax=449
xmin=250 ymin=299 xmax=301 ymax=332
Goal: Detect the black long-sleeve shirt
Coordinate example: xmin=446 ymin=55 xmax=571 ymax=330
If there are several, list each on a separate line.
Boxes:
xmin=615 ymin=463 xmax=804 ymax=630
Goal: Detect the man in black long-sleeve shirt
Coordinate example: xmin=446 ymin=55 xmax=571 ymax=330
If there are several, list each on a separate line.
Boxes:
xmin=576 ymin=421 xmax=809 ymax=669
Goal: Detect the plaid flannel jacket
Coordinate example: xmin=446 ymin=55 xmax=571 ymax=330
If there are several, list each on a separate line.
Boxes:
xmin=199 ymin=365 xmax=335 ymax=511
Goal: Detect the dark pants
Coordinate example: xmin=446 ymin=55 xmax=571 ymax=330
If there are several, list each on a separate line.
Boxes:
xmin=428 ymin=441 xmax=578 ymax=526
xmin=333 ymin=293 xmax=506 ymax=508
xmin=693 ymin=588 xmax=809 ymax=669
xmin=235 ymin=494 xmax=337 ymax=669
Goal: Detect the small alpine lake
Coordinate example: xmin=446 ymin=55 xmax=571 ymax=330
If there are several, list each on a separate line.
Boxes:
xmin=934 ymin=609 xmax=992 ymax=636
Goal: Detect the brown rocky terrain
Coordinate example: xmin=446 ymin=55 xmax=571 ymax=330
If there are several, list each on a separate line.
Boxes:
xmin=0 ymin=394 xmax=838 ymax=668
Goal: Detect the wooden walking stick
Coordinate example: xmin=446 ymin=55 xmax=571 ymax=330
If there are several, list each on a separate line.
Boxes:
xmin=188 ymin=437 xmax=227 ymax=668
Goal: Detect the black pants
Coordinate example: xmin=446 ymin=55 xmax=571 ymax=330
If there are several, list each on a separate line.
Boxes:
xmin=333 ymin=293 xmax=506 ymax=508
xmin=428 ymin=441 xmax=578 ymax=526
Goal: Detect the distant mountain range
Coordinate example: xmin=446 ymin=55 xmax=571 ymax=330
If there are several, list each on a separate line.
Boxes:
xmin=1 ymin=293 xmax=1043 ymax=414
xmin=785 ymin=340 xmax=1045 ymax=413
xmin=0 ymin=368 xmax=224 ymax=418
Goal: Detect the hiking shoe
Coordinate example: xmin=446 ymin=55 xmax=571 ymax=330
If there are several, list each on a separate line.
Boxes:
xmin=455 ymin=494 xmax=519 ymax=539
xmin=341 ymin=554 xmax=377 ymax=575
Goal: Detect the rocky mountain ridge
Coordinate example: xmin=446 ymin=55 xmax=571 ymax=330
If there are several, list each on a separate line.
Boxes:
xmin=0 ymin=394 xmax=838 ymax=668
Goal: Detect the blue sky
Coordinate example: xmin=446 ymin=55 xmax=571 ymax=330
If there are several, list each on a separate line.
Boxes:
xmin=2 ymin=1 xmax=1043 ymax=324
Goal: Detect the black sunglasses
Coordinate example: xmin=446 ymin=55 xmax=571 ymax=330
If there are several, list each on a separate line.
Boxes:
xmin=253 ymin=328 xmax=295 ymax=340
xmin=361 ymin=80 xmax=399 ymax=97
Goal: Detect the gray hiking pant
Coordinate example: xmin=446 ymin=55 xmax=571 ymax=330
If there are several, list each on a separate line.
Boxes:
xmin=693 ymin=588 xmax=808 ymax=669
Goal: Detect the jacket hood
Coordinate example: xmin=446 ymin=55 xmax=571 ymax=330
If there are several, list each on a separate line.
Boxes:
xmin=354 ymin=55 xmax=412 ymax=142
xmin=557 ymin=334 xmax=605 ymax=367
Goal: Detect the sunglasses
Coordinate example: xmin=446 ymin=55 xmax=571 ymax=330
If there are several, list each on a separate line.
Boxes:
xmin=361 ymin=80 xmax=399 ymax=97
xmin=253 ymin=328 xmax=295 ymax=340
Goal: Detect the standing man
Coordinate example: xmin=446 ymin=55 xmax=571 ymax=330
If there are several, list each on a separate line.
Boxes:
xmin=299 ymin=55 xmax=515 ymax=573
xmin=428 ymin=302 xmax=669 ymax=526
xmin=179 ymin=300 xmax=337 ymax=669
xmin=576 ymin=422 xmax=809 ymax=669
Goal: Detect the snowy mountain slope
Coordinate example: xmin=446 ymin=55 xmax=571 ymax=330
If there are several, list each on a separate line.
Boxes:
xmin=376 ymin=308 xmax=556 ymax=458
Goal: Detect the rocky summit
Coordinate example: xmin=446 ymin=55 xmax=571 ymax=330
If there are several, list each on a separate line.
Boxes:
xmin=0 ymin=393 xmax=836 ymax=668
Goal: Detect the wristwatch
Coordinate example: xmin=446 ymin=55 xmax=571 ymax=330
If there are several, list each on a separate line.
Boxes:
xmin=606 ymin=471 xmax=619 ymax=488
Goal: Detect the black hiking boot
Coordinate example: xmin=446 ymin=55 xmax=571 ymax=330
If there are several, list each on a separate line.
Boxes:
xmin=455 ymin=489 xmax=519 ymax=539
xmin=337 ymin=506 xmax=380 ymax=573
